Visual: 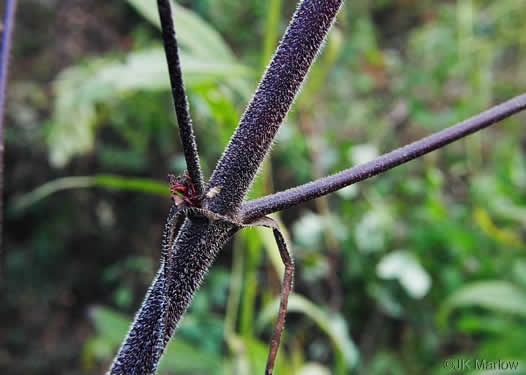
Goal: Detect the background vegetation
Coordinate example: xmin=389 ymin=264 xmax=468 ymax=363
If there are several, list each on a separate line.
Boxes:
xmin=3 ymin=0 xmax=526 ymax=373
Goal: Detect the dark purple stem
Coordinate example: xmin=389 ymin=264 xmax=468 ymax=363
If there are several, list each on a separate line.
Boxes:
xmin=0 ymin=0 xmax=18 ymax=254
xmin=241 ymin=93 xmax=526 ymax=221
xmin=0 ymin=0 xmax=16 ymax=119
xmin=110 ymin=1 xmax=344 ymax=373
xmin=205 ymin=0 xmax=343 ymax=216
xmin=157 ymin=0 xmax=204 ymax=196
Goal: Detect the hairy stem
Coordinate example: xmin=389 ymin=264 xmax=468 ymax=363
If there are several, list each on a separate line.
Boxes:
xmin=205 ymin=0 xmax=343 ymax=216
xmin=110 ymin=1 xmax=344 ymax=372
xmin=241 ymin=93 xmax=526 ymax=221
xmin=0 ymin=0 xmax=18 ymax=264
xmin=109 ymin=215 xmax=239 ymax=374
xmin=157 ymin=0 xmax=204 ymax=196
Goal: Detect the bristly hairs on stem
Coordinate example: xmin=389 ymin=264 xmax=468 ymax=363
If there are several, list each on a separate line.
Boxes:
xmin=108 ymin=0 xmax=526 ymax=373
xmin=109 ymin=1 xmax=345 ymax=373
xmin=0 ymin=0 xmax=18 ymax=260
xmin=241 ymin=93 xmax=526 ymax=221
xmin=157 ymin=0 xmax=204 ymax=197
xmin=205 ymin=0 xmax=344 ymax=217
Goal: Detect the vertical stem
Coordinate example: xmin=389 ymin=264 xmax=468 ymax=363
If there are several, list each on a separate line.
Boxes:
xmin=157 ymin=0 xmax=204 ymax=196
xmin=0 ymin=0 xmax=18 ymax=261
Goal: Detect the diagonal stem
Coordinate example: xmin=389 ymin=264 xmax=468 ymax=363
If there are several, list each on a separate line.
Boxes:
xmin=205 ymin=0 xmax=344 ymax=216
xmin=157 ymin=0 xmax=204 ymax=196
xmin=241 ymin=93 xmax=526 ymax=222
xmin=0 ymin=0 xmax=18 ymax=263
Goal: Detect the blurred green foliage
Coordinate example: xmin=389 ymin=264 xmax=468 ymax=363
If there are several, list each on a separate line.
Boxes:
xmin=4 ymin=0 xmax=526 ymax=374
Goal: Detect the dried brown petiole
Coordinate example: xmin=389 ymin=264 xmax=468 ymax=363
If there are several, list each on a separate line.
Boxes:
xmin=185 ymin=208 xmax=294 ymax=375
xmin=240 ymin=216 xmax=294 ymax=375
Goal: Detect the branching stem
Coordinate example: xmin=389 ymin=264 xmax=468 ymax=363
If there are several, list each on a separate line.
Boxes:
xmin=157 ymin=0 xmax=204 ymax=196
xmin=241 ymin=93 xmax=526 ymax=221
xmin=109 ymin=1 xmax=526 ymax=373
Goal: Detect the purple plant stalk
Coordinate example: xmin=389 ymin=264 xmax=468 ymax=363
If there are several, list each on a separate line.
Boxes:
xmin=157 ymin=0 xmax=204 ymax=197
xmin=241 ymin=92 xmax=526 ymax=221
xmin=108 ymin=0 xmax=526 ymax=373
xmin=205 ymin=0 xmax=344 ymax=217
xmin=109 ymin=1 xmax=343 ymax=374
xmin=0 ymin=0 xmax=18 ymax=256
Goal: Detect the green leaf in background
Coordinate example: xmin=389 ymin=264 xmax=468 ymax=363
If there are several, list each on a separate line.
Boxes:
xmin=473 ymin=208 xmax=525 ymax=249
xmin=127 ymin=0 xmax=234 ymax=61
xmin=87 ymin=306 xmax=224 ymax=375
xmin=244 ymin=336 xmax=290 ymax=375
xmin=262 ymin=0 xmax=282 ymax=68
xmin=47 ymin=0 xmax=254 ymax=167
xmin=297 ymin=25 xmax=343 ymax=109
xmin=47 ymin=47 xmax=251 ymax=167
xmin=89 ymin=306 xmax=132 ymax=347
xmin=439 ymin=281 xmax=526 ymax=327
xmin=471 ymin=175 xmax=526 ymax=228
xmin=158 ymin=340 xmax=223 ymax=375
xmin=10 ymin=175 xmax=169 ymax=214
xmin=365 ymin=352 xmax=406 ymax=375
xmin=258 ymin=293 xmax=359 ymax=371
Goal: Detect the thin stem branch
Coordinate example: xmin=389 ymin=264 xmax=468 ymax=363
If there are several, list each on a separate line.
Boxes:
xmin=0 ymin=0 xmax=18 ymax=259
xmin=241 ymin=93 xmax=526 ymax=221
xmin=157 ymin=0 xmax=204 ymax=197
